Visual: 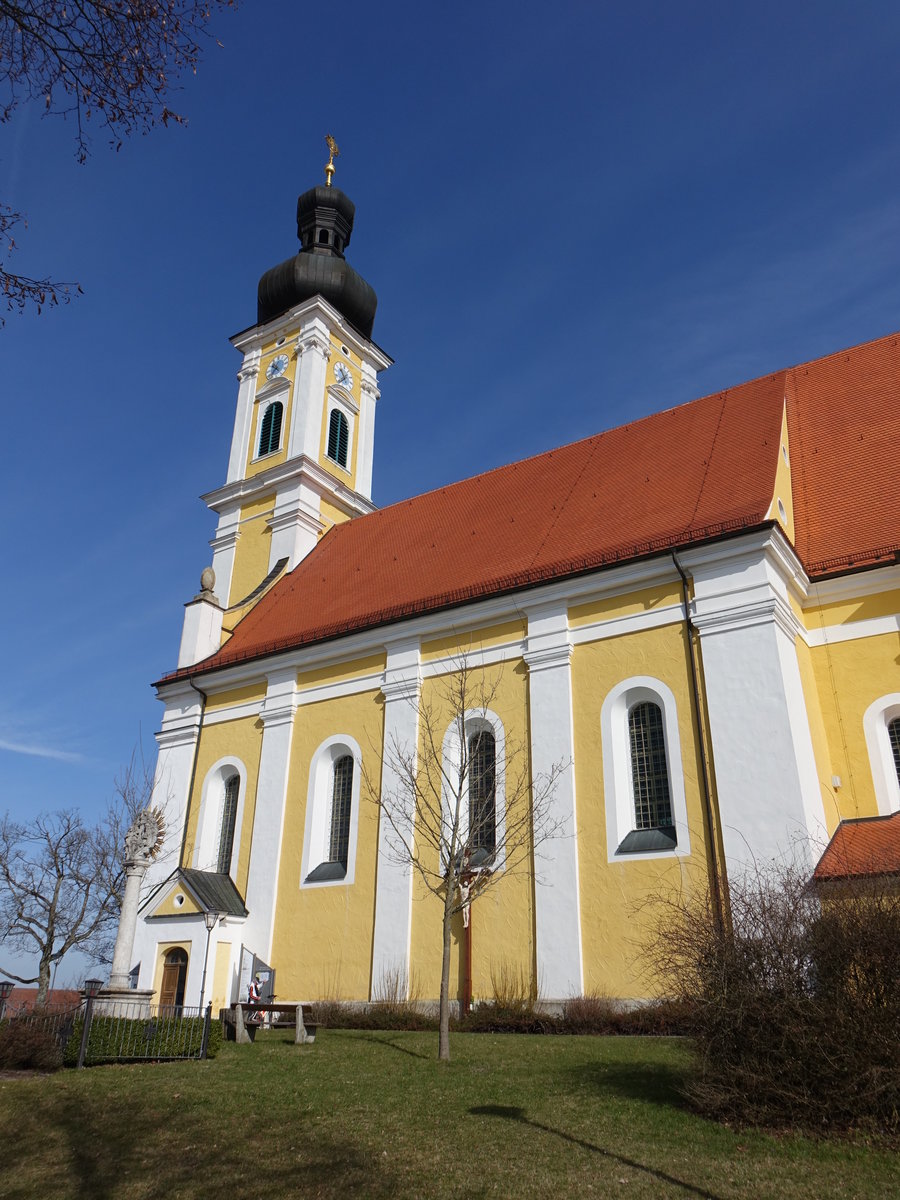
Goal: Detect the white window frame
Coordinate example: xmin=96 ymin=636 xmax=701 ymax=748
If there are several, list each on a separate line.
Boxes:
xmin=300 ymin=734 xmax=363 ymax=888
xmin=441 ymin=708 xmax=507 ymax=871
xmin=863 ymin=693 xmax=900 ymax=815
xmin=325 ymin=388 xmax=356 ymax=472
xmin=194 ymin=757 xmax=248 ymax=876
xmin=601 ymin=677 xmax=691 ymax=862
xmin=252 ymin=379 xmax=289 ymax=461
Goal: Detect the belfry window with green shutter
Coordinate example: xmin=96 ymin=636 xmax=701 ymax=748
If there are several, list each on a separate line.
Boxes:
xmin=327 ymin=408 xmax=349 ymax=468
xmin=258 ymin=401 xmax=283 ymax=456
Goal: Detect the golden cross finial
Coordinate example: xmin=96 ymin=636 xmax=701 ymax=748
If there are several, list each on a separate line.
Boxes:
xmin=324 ymin=134 xmax=340 ymax=187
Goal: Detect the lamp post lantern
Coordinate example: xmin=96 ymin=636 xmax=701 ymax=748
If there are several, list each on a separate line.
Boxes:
xmin=0 ymin=980 xmax=13 ymax=1023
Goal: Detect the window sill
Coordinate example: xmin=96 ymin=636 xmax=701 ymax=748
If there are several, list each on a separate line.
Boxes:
xmin=615 ymin=826 xmax=677 ymax=854
xmin=304 ymin=861 xmax=347 ymax=884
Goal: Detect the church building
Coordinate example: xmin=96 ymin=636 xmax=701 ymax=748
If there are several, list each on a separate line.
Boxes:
xmin=127 ymin=159 xmax=900 ymax=1014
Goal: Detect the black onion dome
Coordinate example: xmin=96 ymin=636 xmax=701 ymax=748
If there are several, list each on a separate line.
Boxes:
xmin=257 ymin=184 xmax=378 ymax=337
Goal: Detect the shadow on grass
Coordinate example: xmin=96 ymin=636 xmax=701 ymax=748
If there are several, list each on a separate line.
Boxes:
xmin=566 ymin=1058 xmax=689 ymax=1110
xmin=3 ymin=1084 xmax=401 ymax=1200
xmin=328 ymin=1029 xmax=432 ymax=1060
xmin=469 ymin=1105 xmax=721 ymax=1199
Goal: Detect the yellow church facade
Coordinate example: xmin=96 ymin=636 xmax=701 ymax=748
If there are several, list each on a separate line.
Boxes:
xmin=129 ymin=172 xmax=900 ymax=1015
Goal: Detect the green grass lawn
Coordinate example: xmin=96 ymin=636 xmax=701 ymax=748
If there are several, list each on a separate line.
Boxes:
xmin=0 ymin=1031 xmax=896 ymax=1199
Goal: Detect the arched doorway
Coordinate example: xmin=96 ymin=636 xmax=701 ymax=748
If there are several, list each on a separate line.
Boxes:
xmin=159 ymin=947 xmax=188 ymax=1011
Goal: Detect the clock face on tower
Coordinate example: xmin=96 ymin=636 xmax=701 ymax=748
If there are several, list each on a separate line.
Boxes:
xmin=266 ymin=353 xmax=289 ymax=381
xmin=334 ymin=362 xmax=352 ymax=390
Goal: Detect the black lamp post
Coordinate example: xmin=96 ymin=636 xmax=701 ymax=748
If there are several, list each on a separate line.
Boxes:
xmin=77 ymin=978 xmax=104 ymax=1070
xmin=198 ymin=911 xmax=224 ymax=1013
xmin=0 ymin=981 xmax=13 ymax=1023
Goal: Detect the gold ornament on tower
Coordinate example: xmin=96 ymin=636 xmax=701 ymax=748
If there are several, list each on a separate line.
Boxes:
xmin=324 ymin=134 xmax=340 ymax=187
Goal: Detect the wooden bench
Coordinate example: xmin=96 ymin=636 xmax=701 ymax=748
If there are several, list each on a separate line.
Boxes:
xmin=228 ymin=1002 xmax=318 ymax=1044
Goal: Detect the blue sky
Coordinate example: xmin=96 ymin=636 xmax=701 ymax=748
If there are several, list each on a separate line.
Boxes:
xmin=3 ymin=0 xmax=900 ymax=842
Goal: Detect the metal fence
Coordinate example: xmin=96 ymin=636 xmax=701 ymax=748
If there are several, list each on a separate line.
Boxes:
xmin=1 ymin=998 xmax=213 ymax=1067
xmin=3 ymin=1004 xmax=79 ymax=1057
xmin=76 ymin=1001 xmax=214 ymax=1065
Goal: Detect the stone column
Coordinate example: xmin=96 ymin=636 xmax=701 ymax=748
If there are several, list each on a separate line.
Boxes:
xmin=108 ymin=861 xmax=149 ymax=991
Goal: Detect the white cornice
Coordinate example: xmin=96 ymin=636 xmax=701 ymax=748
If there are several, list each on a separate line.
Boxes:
xmin=201 ymin=454 xmax=376 ymax=520
xmin=156 ymin=531 xmax=825 ymax=698
xmin=805 ymin=563 xmax=900 ymax=606
xmin=230 ymin=295 xmax=393 ymax=372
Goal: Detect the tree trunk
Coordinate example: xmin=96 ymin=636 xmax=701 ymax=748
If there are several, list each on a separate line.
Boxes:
xmin=438 ymin=888 xmax=454 ymax=1061
xmin=36 ymin=955 xmax=52 ymax=1010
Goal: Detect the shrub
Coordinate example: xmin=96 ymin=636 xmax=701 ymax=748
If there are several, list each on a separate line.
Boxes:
xmin=63 ymin=1012 xmax=221 ymax=1066
xmin=0 ymin=1020 xmax=64 ymax=1071
xmin=647 ymin=865 xmax=900 ymax=1136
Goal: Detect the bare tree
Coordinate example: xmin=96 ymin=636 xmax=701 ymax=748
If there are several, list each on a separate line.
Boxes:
xmin=367 ymin=655 xmax=566 ymax=1061
xmin=0 ymin=1 xmax=235 ymax=318
xmin=0 ymin=752 xmax=158 ymax=1006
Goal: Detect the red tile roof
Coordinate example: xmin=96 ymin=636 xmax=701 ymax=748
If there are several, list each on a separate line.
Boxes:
xmin=5 ymin=988 xmax=82 ymax=1015
xmin=160 ymin=330 xmax=900 ymax=681
xmin=813 ymin=812 xmax=900 ymax=881
xmin=785 ymin=332 xmax=900 ymax=577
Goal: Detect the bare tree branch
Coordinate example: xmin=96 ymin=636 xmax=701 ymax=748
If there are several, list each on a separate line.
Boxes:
xmin=0 ymin=1 xmax=235 ymax=320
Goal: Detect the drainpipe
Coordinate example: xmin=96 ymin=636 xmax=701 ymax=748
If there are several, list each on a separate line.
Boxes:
xmin=671 ymin=552 xmax=725 ymax=932
xmin=179 ymin=676 xmax=208 ymax=868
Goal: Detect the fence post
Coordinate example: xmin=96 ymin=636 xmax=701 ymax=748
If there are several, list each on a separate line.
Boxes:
xmin=199 ymin=1003 xmax=213 ymax=1060
xmin=77 ymin=980 xmax=103 ymax=1069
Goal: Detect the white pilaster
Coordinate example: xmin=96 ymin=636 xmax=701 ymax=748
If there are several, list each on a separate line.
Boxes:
xmin=243 ymin=668 xmax=298 ymax=962
xmin=289 ymin=323 xmax=331 ymax=461
xmin=370 ymin=638 xmax=421 ymax=999
xmin=523 ymin=602 xmax=583 ymax=1002
xmin=357 ymin=372 xmax=380 ymax=501
xmin=226 ymin=353 xmax=261 ymax=484
xmin=268 ymin=475 xmax=327 ymax=570
xmin=684 ymin=531 xmax=828 ymax=876
xmin=209 ymin=512 xmax=241 ymax=608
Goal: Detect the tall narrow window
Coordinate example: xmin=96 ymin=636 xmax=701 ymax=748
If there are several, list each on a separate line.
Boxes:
xmin=327 ymin=409 xmax=349 ymax=467
xmin=329 ymin=755 xmax=354 ymax=867
xmin=217 ymin=774 xmax=240 ymax=874
xmin=629 ymin=702 xmax=673 ymax=830
xmin=890 ymin=718 xmax=900 ymax=788
xmin=258 ymin=401 xmax=283 ymax=457
xmin=469 ymin=730 xmax=496 ymax=856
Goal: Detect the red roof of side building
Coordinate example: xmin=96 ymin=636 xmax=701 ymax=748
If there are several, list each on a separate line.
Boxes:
xmin=813 ymin=812 xmax=900 ymax=881
xmin=5 ymin=988 xmax=82 ymax=1014
xmin=159 ymin=330 xmax=900 ymax=682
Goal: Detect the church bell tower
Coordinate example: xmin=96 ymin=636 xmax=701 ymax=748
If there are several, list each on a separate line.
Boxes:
xmin=192 ymin=141 xmax=391 ymax=652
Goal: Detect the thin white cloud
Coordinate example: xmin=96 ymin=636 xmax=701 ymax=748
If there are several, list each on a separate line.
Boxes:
xmin=0 ymin=738 xmax=86 ymax=765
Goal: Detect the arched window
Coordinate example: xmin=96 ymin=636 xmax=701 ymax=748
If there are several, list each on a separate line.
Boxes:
xmin=600 ymin=677 xmax=689 ymax=860
xmin=468 ymin=730 xmax=496 ymax=856
xmin=890 ymin=718 xmax=900 ymax=787
xmin=327 ymin=408 xmax=349 ymax=467
xmin=258 ymin=401 xmax=283 ymax=457
xmin=628 ymin=702 xmax=673 ymax=831
xmin=441 ymin=710 xmax=507 ymax=870
xmin=329 ymin=755 xmax=354 ymax=867
xmin=217 ymin=774 xmax=240 ymax=875
xmin=195 ymin=759 xmax=247 ymax=876
xmin=301 ymin=736 xmax=363 ymax=886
